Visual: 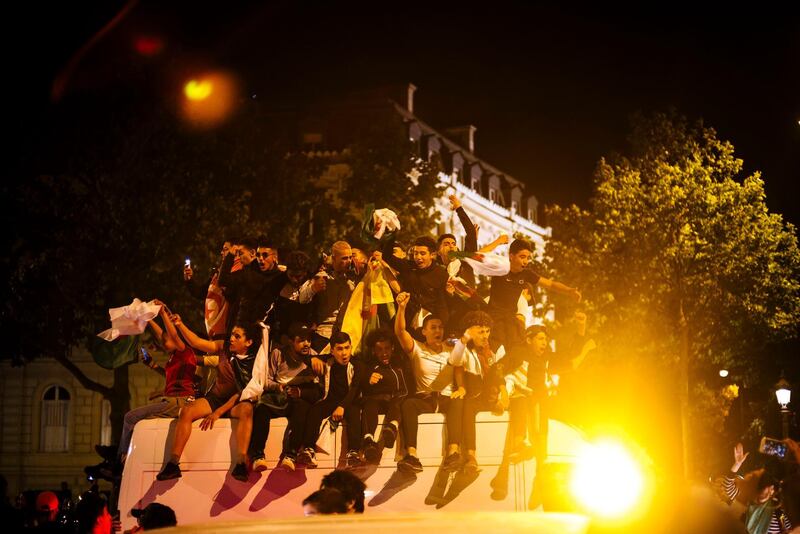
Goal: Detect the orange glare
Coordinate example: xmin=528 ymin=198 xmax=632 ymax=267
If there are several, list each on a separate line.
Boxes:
xmin=184 ymin=79 xmax=213 ymax=101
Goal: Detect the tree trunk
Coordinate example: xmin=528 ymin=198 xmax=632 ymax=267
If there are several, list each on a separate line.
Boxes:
xmin=56 ymin=350 xmax=132 ymax=446
xmin=678 ymin=299 xmax=692 ymax=479
xmin=109 ymin=364 xmax=131 ymax=443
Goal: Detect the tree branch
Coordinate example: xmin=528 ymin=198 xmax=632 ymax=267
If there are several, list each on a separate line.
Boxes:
xmin=54 ymin=351 xmax=113 ymax=398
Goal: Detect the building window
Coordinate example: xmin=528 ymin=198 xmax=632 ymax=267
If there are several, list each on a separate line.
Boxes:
xmin=40 ymin=386 xmax=70 ymax=452
xmin=511 ymin=201 xmax=519 ymax=214
xmin=489 ymin=189 xmax=497 ymax=203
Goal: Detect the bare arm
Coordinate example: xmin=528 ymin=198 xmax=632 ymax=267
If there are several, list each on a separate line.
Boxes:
xmin=478 ymin=234 xmax=510 ymax=253
xmin=155 ymin=300 xmax=185 ymax=351
xmin=394 ymin=292 xmax=415 ymax=354
xmin=537 ymin=276 xmax=582 ymax=303
xmin=172 ymin=314 xmax=221 ymax=354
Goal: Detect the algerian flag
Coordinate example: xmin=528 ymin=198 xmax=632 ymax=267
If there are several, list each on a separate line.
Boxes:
xmin=359 ymin=204 xmax=401 ymax=245
xmin=89 ymin=334 xmax=140 ymax=370
xmin=451 ymin=251 xmax=510 ymax=277
xmin=97 ymin=298 xmax=161 ymax=341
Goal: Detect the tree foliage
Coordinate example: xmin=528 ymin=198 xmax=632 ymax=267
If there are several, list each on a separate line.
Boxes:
xmin=546 ymin=111 xmax=800 ymax=474
xmin=4 ymin=93 xmax=443 ymax=438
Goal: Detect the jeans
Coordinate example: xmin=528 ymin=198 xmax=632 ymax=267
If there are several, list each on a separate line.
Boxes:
xmin=117 ymin=397 xmax=186 ymax=458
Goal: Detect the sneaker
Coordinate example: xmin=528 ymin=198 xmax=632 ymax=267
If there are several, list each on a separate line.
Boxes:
xmin=362 ymin=436 xmax=382 ymax=464
xmin=398 ymin=454 xmax=423 ymax=474
xmin=231 ymin=462 xmax=248 ymax=482
xmin=252 ymin=456 xmax=269 ymax=473
xmin=279 ymin=455 xmax=296 ymax=471
xmin=462 ymin=454 xmax=479 ymax=475
xmin=156 ymin=461 xmax=182 ymax=481
xmin=441 ymin=452 xmax=461 ymax=472
xmin=297 ymin=448 xmax=318 ymax=468
xmin=345 ymin=450 xmax=363 ymax=470
xmin=94 ymin=444 xmax=118 ymax=462
xmin=380 ymin=423 xmax=398 ymax=448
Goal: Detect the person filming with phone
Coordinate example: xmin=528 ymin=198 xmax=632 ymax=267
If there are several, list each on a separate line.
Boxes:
xmin=719 ymin=442 xmax=792 ymax=533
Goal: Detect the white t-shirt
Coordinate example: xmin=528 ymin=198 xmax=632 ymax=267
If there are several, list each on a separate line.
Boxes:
xmin=410 ymin=341 xmax=454 ymax=396
xmin=448 ymin=341 xmax=506 ymax=377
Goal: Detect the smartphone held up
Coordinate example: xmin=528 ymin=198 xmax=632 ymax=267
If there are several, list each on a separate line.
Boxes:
xmin=759 ymin=436 xmax=787 ymax=459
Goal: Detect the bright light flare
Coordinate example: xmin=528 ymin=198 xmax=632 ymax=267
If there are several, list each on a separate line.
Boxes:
xmin=180 ymin=71 xmax=238 ymax=128
xmin=719 ymin=369 xmax=729 ymax=378
xmin=570 ymin=440 xmax=647 ymax=519
xmin=184 ymin=79 xmax=214 ymax=101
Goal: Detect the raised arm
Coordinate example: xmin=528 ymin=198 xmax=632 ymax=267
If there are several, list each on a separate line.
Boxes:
xmin=479 ymin=234 xmax=510 ymax=253
xmin=394 ymin=292 xmax=415 ymax=354
xmin=450 ymin=195 xmax=478 ymax=253
xmin=216 ymin=249 xmax=239 ymax=289
xmin=537 ymin=276 xmax=582 ymax=303
xmin=155 ymin=300 xmax=185 ymax=351
xmin=171 ymin=314 xmax=221 ymax=354
xmin=381 ymin=236 xmax=409 ymax=275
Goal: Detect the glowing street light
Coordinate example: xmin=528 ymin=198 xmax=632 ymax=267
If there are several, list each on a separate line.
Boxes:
xmin=776 ymin=376 xmax=791 ymax=439
xmin=184 ymin=79 xmax=214 ymax=101
xmin=179 ymin=72 xmax=238 ymax=128
xmin=719 ymin=369 xmax=729 ymax=378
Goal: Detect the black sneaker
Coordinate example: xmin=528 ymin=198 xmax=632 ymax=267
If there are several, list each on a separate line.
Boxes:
xmin=345 ymin=450 xmax=363 ymax=470
xmin=231 ymin=462 xmax=248 ymax=482
xmin=398 ymin=454 xmax=423 ymax=474
xmin=462 ymin=454 xmax=480 ymax=475
xmin=441 ymin=452 xmax=461 ymax=472
xmin=156 ymin=461 xmax=182 ymax=481
xmin=362 ymin=436 xmax=382 ymax=464
xmin=297 ymin=448 xmax=318 ymax=468
xmin=380 ymin=423 xmax=398 ymax=448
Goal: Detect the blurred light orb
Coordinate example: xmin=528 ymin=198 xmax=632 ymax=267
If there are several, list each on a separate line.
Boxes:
xmin=134 ymin=36 xmax=164 ymax=56
xmin=184 ymin=79 xmax=213 ymax=101
xmin=181 ymin=72 xmax=238 ymax=128
xmin=570 ymin=440 xmax=645 ymax=519
xmin=719 ymin=369 xmax=729 ymax=378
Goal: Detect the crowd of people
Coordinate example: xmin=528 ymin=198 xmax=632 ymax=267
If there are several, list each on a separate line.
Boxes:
xmin=78 ymin=194 xmax=591 ymax=526
xmin=86 ymin=194 xmax=585 ymax=489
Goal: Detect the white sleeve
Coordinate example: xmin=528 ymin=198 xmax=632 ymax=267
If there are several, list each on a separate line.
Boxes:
xmin=239 ymin=325 xmax=270 ymax=401
xmin=298 ymin=279 xmax=316 ymax=304
xmin=448 ymin=340 xmax=467 ymax=367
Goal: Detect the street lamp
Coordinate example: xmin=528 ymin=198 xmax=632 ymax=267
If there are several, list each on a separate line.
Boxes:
xmin=776 ymin=376 xmax=791 ymax=439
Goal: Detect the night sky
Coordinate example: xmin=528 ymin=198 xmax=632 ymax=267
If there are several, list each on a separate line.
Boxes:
xmin=11 ymin=1 xmax=799 ymax=223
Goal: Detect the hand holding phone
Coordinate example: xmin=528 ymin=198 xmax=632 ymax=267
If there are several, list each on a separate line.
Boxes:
xmin=759 ymin=436 xmax=787 ymax=459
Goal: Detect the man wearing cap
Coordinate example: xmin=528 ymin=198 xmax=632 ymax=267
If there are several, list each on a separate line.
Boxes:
xmin=247 ymin=322 xmax=322 ymax=471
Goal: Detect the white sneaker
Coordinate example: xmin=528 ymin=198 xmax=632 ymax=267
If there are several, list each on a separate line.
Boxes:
xmin=252 ymin=457 xmax=269 ymax=472
xmin=279 ymin=456 xmax=296 ymax=471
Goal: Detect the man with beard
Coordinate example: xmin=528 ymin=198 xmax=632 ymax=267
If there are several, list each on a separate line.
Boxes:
xmin=218 ymin=237 xmax=287 ymax=328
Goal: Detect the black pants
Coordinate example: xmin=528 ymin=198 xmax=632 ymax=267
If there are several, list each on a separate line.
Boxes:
xmin=298 ymin=397 xmax=361 ymax=452
xmin=360 ymin=396 xmax=404 ymax=438
xmin=247 ymin=404 xmax=287 ymax=459
xmin=250 ymin=393 xmax=320 ymax=457
xmin=400 ymin=393 xmax=462 ymax=449
xmin=460 ymin=394 xmax=499 ymax=451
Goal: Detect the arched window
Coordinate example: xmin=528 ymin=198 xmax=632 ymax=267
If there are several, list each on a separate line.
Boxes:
xmin=41 ymin=385 xmax=70 ymax=452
